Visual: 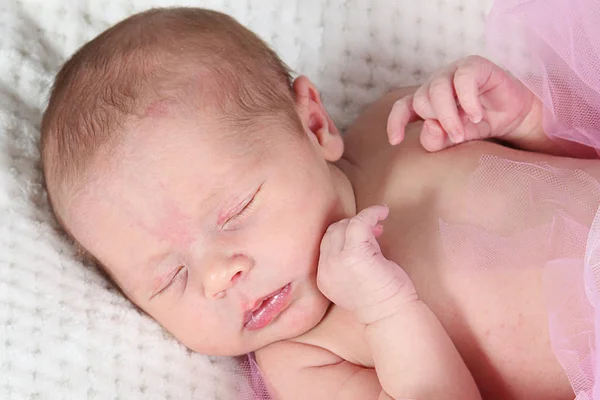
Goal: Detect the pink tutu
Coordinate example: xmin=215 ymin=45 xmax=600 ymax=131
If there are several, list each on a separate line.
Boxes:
xmin=237 ymin=1 xmax=600 ymax=398
xmin=483 ymin=0 xmax=600 ymax=398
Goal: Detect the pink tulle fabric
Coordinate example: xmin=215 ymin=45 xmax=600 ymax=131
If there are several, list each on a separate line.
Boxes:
xmin=439 ymin=155 xmax=600 ymax=399
xmin=236 ymin=353 xmax=272 ymax=400
xmin=483 ymin=1 xmax=600 ymax=399
xmin=235 ymin=1 xmax=600 ymax=398
xmin=486 ymin=0 xmax=600 ymax=156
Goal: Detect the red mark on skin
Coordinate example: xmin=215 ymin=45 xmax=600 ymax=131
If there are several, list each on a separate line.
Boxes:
xmin=154 ymin=202 xmax=195 ymax=248
xmin=143 ymin=100 xmax=171 ymax=119
xmin=114 ymin=178 xmax=195 ymax=250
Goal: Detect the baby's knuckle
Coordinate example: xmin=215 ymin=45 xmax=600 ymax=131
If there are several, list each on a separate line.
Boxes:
xmin=347 ymin=217 xmax=366 ymax=235
xmin=346 ymin=241 xmax=370 ymax=258
xmin=393 ymin=97 xmax=409 ymax=109
xmin=454 ymin=67 xmax=473 ymax=83
xmin=463 ymin=54 xmax=484 ymax=65
xmin=340 ymin=252 xmax=361 ymax=268
xmin=326 ymin=218 xmax=347 ymax=232
xmin=325 ymin=222 xmax=340 ymax=232
xmin=428 ymin=78 xmax=448 ymax=95
xmin=412 ymin=93 xmax=429 ymax=114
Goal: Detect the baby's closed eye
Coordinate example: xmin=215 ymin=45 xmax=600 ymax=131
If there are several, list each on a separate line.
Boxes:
xmin=152 ymin=265 xmax=188 ymax=298
xmin=221 ymin=183 xmax=263 ymax=230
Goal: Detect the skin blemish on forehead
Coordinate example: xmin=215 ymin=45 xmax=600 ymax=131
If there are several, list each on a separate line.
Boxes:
xmin=154 ymin=199 xmax=196 ymax=248
xmin=91 ymin=174 xmax=196 ymax=253
xmin=143 ymin=100 xmax=172 ymax=119
xmin=135 ymin=189 xmax=196 ymax=249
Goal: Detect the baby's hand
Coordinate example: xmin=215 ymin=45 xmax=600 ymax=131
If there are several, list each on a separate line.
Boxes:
xmin=387 ymin=55 xmax=538 ymax=151
xmin=316 ymin=205 xmax=417 ymax=325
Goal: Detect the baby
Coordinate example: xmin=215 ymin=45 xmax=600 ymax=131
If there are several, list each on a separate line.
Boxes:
xmin=40 ymin=7 xmax=597 ymax=400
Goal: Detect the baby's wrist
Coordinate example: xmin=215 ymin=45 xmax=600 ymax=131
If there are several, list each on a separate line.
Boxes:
xmin=362 ymin=298 xmax=428 ymax=333
xmin=505 ymin=95 xmax=544 ymax=143
xmin=354 ymin=291 xmax=419 ymax=326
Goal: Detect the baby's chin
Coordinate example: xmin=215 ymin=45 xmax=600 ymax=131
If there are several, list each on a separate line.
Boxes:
xmin=252 ymin=289 xmax=331 ymax=351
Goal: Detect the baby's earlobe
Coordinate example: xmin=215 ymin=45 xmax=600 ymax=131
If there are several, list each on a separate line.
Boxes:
xmin=317 ymin=128 xmax=344 ymax=162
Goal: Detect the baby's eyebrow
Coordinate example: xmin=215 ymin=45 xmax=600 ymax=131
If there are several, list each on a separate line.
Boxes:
xmin=144 ymin=252 xmax=169 ymax=270
xmin=133 ymin=251 xmax=169 ymax=282
xmin=126 ymin=253 xmax=170 ymax=300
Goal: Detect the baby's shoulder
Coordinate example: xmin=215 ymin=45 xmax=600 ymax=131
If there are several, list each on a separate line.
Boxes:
xmin=343 ymin=86 xmax=422 ymax=165
xmin=349 ymin=86 xmax=419 ymax=132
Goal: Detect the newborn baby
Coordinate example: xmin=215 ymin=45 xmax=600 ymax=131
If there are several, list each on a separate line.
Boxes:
xmin=41 ymin=7 xmax=596 ymax=400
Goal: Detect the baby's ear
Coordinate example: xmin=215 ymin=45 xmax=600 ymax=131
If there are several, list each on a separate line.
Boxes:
xmin=293 ymin=76 xmax=343 ymax=162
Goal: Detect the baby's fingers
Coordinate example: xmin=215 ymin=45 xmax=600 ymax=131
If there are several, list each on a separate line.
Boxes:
xmin=387 ymin=95 xmax=420 ymax=145
xmin=454 ymin=59 xmax=487 ymax=123
xmin=344 ymin=205 xmax=389 ymax=248
xmin=412 ymin=84 xmax=436 ymax=120
xmin=428 ymin=75 xmax=465 ymax=143
xmin=320 ymin=218 xmax=350 ymax=259
xmin=419 ymin=119 xmax=453 ymax=152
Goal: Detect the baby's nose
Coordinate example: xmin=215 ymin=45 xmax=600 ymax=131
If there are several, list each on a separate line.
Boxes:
xmin=203 ymin=253 xmax=253 ymax=299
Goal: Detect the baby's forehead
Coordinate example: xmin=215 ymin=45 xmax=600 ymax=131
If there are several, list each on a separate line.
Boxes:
xmin=109 ymin=122 xmax=262 ymax=195
xmin=128 ymin=104 xmax=293 ymax=160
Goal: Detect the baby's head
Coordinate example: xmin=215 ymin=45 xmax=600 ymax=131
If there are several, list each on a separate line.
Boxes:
xmin=41 ymin=8 xmax=355 ymax=356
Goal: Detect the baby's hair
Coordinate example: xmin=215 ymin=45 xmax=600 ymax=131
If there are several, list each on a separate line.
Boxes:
xmin=40 ymin=7 xmax=299 ymax=287
xmin=42 ymin=6 xmax=298 ymax=200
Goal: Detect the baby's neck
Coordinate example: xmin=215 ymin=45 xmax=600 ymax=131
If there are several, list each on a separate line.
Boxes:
xmin=331 ymin=158 xmax=358 ymax=218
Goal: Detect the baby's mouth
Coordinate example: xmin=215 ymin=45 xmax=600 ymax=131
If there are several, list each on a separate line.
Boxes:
xmin=244 ymin=283 xmax=292 ymax=331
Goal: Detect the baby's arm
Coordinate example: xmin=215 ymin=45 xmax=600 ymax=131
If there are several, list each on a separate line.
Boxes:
xmin=387 ymin=55 xmax=596 ymax=157
xmin=317 ymin=206 xmax=481 ymax=399
xmin=365 ymin=300 xmax=480 ymax=400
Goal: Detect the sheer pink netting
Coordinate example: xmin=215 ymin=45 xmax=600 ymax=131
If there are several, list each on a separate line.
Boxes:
xmin=440 ymin=156 xmax=600 ymax=399
xmin=486 ymin=0 xmax=600 ymax=155
xmin=235 ymin=353 xmax=272 ymax=400
xmin=448 ymin=1 xmax=600 ymax=399
xmin=235 ymin=1 xmax=600 ymax=398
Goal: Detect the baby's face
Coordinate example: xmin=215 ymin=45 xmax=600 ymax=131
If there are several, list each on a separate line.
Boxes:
xmin=63 ymin=110 xmax=351 ymax=356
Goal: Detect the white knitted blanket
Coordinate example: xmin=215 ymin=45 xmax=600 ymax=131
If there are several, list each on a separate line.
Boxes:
xmin=0 ymin=0 xmax=491 ymax=398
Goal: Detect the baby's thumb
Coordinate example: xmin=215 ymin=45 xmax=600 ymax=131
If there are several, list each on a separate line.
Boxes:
xmin=462 ymin=111 xmax=492 ymax=141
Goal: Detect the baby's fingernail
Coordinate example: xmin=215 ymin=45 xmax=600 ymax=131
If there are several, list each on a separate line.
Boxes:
xmin=372 ymin=224 xmax=384 ymax=237
xmin=470 ymin=114 xmax=482 ymax=124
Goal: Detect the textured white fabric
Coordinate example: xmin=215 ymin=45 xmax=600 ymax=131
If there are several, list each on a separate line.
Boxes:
xmin=0 ymin=0 xmax=491 ymax=398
